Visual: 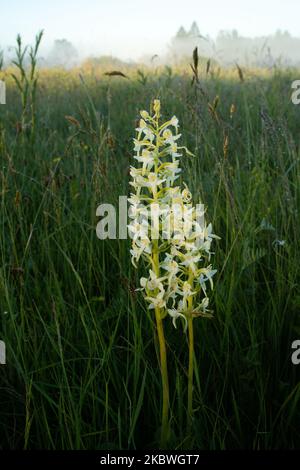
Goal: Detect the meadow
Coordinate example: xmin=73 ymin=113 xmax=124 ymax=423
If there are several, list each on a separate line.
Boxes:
xmin=0 ymin=43 xmax=300 ymax=449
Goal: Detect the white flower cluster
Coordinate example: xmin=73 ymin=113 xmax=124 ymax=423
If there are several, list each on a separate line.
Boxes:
xmin=128 ymin=99 xmax=219 ymax=330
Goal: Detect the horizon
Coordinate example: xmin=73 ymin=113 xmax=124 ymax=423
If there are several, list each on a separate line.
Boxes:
xmin=1 ymin=0 xmax=300 ymax=61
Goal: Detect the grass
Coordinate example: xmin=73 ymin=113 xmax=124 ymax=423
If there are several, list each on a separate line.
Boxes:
xmin=0 ymin=58 xmax=300 ymax=449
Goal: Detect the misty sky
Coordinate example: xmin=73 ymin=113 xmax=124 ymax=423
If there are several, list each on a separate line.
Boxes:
xmin=2 ymin=0 xmax=300 ymax=59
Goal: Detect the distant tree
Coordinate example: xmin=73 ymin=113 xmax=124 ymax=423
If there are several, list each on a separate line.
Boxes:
xmin=48 ymin=39 xmax=78 ymax=67
xmin=275 ymin=29 xmax=290 ymax=38
xmin=176 ymin=26 xmax=188 ymax=38
xmin=232 ymin=29 xmax=239 ymax=39
xmin=171 ymin=23 xmax=300 ymax=67
xmin=189 ymin=21 xmax=200 ymax=37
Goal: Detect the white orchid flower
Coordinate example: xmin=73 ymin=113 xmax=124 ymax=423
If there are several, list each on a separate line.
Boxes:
xmin=167 ymin=309 xmax=188 ymax=331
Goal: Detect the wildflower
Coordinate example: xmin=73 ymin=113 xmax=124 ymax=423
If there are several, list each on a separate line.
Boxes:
xmin=130 ymin=237 xmax=151 ymax=266
xmin=180 ymin=252 xmax=202 ymax=274
xmin=135 ymin=149 xmax=155 ymax=174
xmin=168 ymin=308 xmax=188 ymax=330
xmin=139 ymin=270 xmax=167 ymax=293
xmin=135 ymin=119 xmax=147 ymax=136
xmin=161 ymin=161 xmax=181 ymax=186
xmin=181 ymin=184 xmax=192 ymax=203
xmin=140 ymin=110 xmax=149 ymax=120
xmin=197 ymin=266 xmax=218 ymax=294
xmin=143 ymin=173 xmax=166 ymax=191
xmin=128 ymin=219 xmax=149 ymax=241
xmin=161 ymin=257 xmax=180 ymax=277
xmin=170 ymin=116 xmax=179 ymax=127
xmin=273 ymin=239 xmax=286 ymax=247
xmin=128 ymin=99 xmax=219 ymax=446
xmin=145 ymin=290 xmax=166 ymax=310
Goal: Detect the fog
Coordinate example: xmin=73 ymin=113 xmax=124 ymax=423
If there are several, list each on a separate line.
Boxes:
xmin=168 ymin=24 xmax=300 ymax=68
xmin=2 ymin=23 xmax=300 ymax=70
xmin=2 ymin=0 xmax=300 ymax=70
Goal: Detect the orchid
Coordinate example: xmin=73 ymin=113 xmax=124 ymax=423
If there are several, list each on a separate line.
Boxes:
xmin=128 ymin=99 xmax=218 ymax=447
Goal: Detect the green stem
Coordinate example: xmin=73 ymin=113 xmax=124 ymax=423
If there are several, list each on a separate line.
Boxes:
xmin=187 ymin=311 xmax=194 ymax=435
xmin=187 ymin=271 xmax=194 ymax=436
xmin=151 ymin=113 xmax=169 ymax=447
xmin=153 ymin=243 xmax=169 ymax=448
xmin=155 ymin=306 xmax=169 ymax=448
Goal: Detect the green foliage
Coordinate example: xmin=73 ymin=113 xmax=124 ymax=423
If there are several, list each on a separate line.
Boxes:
xmin=11 ymin=31 xmax=43 ymax=141
xmin=0 ymin=49 xmax=4 ymax=71
xmin=0 ymin=59 xmax=299 ymax=449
